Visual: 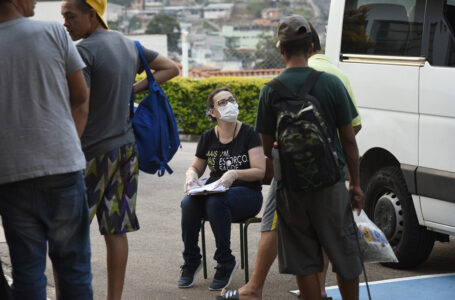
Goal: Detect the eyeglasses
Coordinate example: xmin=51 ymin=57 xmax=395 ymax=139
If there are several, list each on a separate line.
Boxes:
xmin=216 ymin=96 xmax=237 ymax=107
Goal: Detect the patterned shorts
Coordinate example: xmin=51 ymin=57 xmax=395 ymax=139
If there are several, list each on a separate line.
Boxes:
xmin=85 ymin=143 xmax=140 ymax=235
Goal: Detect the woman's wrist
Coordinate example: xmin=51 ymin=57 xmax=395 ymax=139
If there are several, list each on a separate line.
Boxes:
xmin=228 ymin=170 xmax=239 ymax=181
xmin=186 ymin=168 xmax=199 ymax=178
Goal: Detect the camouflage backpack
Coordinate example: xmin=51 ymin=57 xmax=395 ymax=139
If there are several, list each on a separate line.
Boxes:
xmin=266 ymin=70 xmax=340 ymax=192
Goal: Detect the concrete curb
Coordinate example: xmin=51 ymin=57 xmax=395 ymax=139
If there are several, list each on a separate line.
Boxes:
xmin=179 ymin=134 xmax=200 ymax=142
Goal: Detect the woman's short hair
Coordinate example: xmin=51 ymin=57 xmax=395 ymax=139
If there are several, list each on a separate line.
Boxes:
xmin=206 ymin=87 xmax=233 ymax=122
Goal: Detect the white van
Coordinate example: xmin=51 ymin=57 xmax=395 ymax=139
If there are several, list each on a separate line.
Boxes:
xmin=325 ymin=0 xmax=455 ymax=268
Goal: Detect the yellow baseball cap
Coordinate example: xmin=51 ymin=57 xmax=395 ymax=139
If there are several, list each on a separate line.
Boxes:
xmin=85 ymin=0 xmax=109 ymax=29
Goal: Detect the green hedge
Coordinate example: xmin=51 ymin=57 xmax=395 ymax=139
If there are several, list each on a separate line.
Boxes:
xmin=135 ymin=77 xmax=271 ymax=134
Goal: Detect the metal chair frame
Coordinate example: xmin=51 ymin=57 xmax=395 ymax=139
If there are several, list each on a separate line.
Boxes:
xmin=200 ymin=217 xmax=262 ymax=283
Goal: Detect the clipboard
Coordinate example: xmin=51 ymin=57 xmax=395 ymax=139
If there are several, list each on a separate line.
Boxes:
xmin=188 ymin=181 xmax=228 ymax=196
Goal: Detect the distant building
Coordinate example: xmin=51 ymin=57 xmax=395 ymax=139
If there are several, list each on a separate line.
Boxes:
xmin=253 ymin=18 xmax=279 ymax=31
xmin=131 ymin=0 xmax=144 ymax=10
xmin=144 ymin=0 xmax=163 ymax=10
xmin=169 ymin=0 xmax=194 ymax=5
xmin=106 ymin=3 xmax=124 ymax=23
xmin=189 ymin=33 xmax=225 ymax=65
xmin=203 ymin=3 xmax=234 ymax=20
xmin=222 ymin=24 xmax=274 ymax=50
xmin=125 ymin=34 xmax=168 ymax=57
xmin=209 ymin=0 xmax=231 ymax=3
xmin=261 ymin=8 xmax=280 ymax=20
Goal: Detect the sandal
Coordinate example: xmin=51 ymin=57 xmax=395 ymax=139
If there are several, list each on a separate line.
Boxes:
xmin=216 ymin=289 xmax=240 ymax=300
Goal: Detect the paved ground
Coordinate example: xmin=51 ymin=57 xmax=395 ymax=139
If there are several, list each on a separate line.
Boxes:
xmin=322 ymin=273 xmax=455 ymax=300
xmin=1 ymin=141 xmax=455 ymax=299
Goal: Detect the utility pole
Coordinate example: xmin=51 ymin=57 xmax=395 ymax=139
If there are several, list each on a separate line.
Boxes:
xmin=182 ymin=30 xmax=189 ymax=77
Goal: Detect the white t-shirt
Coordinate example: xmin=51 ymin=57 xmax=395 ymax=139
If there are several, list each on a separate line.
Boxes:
xmin=0 ymin=18 xmax=86 ymax=184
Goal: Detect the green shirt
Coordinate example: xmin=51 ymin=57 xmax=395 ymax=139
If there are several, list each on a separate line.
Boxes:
xmin=309 ymin=54 xmax=361 ymax=126
xmin=255 ymin=67 xmax=358 ymax=177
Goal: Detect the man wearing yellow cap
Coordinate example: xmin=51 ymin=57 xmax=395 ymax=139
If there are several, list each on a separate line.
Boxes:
xmin=61 ymin=0 xmax=179 ymax=299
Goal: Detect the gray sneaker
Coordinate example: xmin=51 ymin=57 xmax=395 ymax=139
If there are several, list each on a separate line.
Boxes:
xmin=178 ymin=261 xmax=202 ymax=288
xmin=209 ymin=260 xmax=239 ymax=291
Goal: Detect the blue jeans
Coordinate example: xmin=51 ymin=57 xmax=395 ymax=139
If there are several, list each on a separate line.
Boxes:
xmin=0 ymin=171 xmax=93 ymax=300
xmin=181 ymin=186 xmax=263 ymax=264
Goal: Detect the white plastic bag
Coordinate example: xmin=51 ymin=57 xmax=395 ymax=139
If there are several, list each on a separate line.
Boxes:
xmin=353 ymin=210 xmax=398 ymax=264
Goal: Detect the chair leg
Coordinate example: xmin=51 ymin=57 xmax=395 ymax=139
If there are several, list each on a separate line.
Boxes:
xmin=244 ymin=221 xmax=250 ymax=283
xmin=239 ymin=223 xmax=244 ymax=269
xmin=243 ymin=218 xmax=262 ymax=283
xmin=201 ymin=220 xmax=207 ymax=279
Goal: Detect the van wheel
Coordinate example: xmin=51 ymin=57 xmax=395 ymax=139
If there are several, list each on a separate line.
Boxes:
xmin=364 ymin=166 xmax=435 ymax=269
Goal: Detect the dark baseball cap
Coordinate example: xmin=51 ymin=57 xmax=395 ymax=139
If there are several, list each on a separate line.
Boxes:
xmin=276 ymin=15 xmax=312 ymax=47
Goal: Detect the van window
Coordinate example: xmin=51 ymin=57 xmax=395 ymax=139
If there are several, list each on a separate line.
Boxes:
xmin=341 ymin=0 xmax=425 ymax=56
xmin=426 ymin=0 xmax=455 ymax=66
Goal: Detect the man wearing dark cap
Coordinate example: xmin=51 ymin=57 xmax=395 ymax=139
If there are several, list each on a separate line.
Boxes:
xmin=61 ymin=0 xmax=179 ymax=299
xmin=218 ymin=15 xmax=363 ymax=300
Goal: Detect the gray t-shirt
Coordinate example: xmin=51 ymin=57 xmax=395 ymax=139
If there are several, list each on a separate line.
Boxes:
xmin=0 ymin=18 xmax=86 ymax=184
xmin=77 ymin=30 xmax=158 ymax=160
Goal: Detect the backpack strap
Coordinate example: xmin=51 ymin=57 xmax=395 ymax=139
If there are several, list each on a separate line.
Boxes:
xmin=129 ymin=41 xmax=157 ymax=119
xmin=266 ymin=71 xmax=322 ymax=101
xmin=298 ymin=70 xmax=322 ymax=97
xmin=129 ymin=89 xmax=135 ymax=118
xmin=265 ymin=78 xmax=295 ymax=99
xmin=266 ymin=78 xmax=297 ymax=110
xmin=135 ymin=40 xmax=156 ymax=83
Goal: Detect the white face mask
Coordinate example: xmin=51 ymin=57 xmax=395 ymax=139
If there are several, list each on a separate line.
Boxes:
xmin=217 ymin=102 xmax=239 ymax=122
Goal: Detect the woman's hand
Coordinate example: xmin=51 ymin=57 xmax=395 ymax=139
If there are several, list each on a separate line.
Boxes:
xmin=215 ymin=170 xmax=238 ymax=188
xmin=184 ymin=168 xmax=201 ymax=193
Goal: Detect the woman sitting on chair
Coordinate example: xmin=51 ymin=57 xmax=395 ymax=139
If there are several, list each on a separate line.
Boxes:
xmin=178 ymin=87 xmax=265 ymax=291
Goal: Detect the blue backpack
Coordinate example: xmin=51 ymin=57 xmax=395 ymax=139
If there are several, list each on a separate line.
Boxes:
xmin=129 ymin=41 xmax=180 ymax=176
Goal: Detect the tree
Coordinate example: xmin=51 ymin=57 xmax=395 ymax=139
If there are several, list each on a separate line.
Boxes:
xmin=146 ymin=15 xmax=181 ymax=52
xmin=128 ymin=16 xmax=142 ymax=33
xmin=255 ymin=33 xmax=285 ymax=69
xmin=247 ymin=0 xmax=265 ymax=18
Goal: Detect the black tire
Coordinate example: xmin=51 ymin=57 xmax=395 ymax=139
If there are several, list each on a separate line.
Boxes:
xmin=364 ymin=166 xmax=435 ymax=269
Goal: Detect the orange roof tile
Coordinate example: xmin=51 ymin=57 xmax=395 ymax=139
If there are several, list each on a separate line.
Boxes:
xmin=175 ymin=63 xmax=283 ymax=79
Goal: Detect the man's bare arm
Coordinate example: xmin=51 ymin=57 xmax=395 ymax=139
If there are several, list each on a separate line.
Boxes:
xmin=67 ymin=70 xmax=89 ymax=137
xmin=339 ymin=123 xmax=364 ymax=212
xmin=353 ymin=124 xmax=362 ymax=135
xmin=133 ymin=54 xmax=180 ymax=93
xmin=260 ymin=133 xmax=274 ymax=159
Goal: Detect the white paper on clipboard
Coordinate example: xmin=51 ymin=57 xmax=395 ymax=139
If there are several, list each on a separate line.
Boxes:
xmin=188 ymin=180 xmax=228 ymax=195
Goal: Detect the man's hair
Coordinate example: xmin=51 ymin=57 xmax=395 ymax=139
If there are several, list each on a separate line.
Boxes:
xmin=72 ymin=0 xmax=92 ymax=14
xmin=71 ymin=0 xmax=106 ymax=27
xmin=310 ymin=24 xmax=322 ymax=52
xmin=280 ymin=36 xmax=312 ymax=59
